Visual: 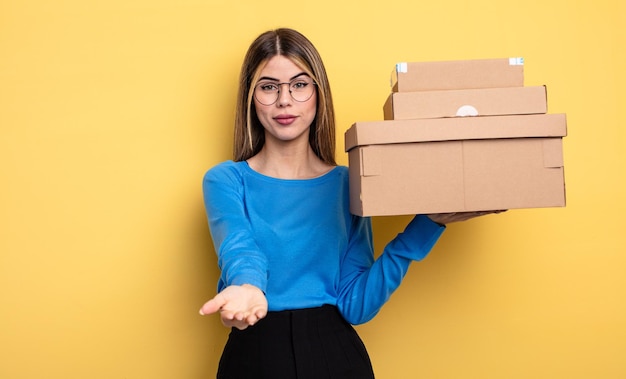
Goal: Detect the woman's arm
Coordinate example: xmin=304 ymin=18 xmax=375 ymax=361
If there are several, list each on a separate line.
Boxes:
xmin=336 ymin=214 xmax=445 ymax=325
xmin=199 ymin=163 xmax=269 ymax=328
xmin=202 ymin=163 xmax=268 ymax=292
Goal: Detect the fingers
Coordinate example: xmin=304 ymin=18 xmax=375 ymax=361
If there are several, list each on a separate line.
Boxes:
xmin=254 ymin=307 xmax=268 ymax=320
xmin=203 ymin=308 xmax=267 ymax=331
xmin=218 ymin=308 xmax=266 ymax=330
xmin=201 ymin=304 xmax=266 ymax=328
xmin=245 ymin=307 xmax=266 ymax=326
xmin=198 ymin=296 xmax=227 ymax=316
xmin=220 ymin=314 xmax=249 ymax=330
xmin=427 ymin=209 xmax=507 ymax=225
xmin=220 ymin=312 xmax=257 ymax=330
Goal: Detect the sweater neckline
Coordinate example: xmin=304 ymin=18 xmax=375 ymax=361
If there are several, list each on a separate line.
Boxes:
xmin=239 ymin=160 xmax=340 ymax=184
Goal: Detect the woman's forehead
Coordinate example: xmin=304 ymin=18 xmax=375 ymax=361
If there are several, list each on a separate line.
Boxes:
xmin=257 ymin=55 xmax=308 ymax=80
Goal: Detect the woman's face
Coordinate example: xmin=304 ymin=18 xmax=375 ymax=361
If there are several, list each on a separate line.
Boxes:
xmin=253 ymin=55 xmax=317 ymax=146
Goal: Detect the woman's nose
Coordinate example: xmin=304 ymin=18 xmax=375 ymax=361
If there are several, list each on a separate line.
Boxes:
xmin=276 ymin=84 xmax=292 ymax=106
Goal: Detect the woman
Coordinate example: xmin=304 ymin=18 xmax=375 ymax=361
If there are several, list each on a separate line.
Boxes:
xmin=199 ymin=28 xmax=497 ymax=378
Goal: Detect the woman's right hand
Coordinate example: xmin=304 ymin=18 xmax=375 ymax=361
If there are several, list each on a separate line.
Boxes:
xmin=199 ymin=284 xmax=268 ymax=330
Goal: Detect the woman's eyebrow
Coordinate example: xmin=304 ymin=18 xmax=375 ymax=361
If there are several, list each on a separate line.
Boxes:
xmin=258 ymin=73 xmax=309 ymax=82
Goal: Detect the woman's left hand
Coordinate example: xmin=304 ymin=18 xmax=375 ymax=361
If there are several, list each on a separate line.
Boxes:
xmin=427 ymin=210 xmax=506 ymax=225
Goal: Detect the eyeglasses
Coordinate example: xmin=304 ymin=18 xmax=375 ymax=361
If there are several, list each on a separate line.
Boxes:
xmin=254 ymin=77 xmax=316 ymax=106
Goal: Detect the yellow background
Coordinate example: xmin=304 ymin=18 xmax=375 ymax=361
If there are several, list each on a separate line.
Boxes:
xmin=1 ymin=0 xmax=624 ymax=377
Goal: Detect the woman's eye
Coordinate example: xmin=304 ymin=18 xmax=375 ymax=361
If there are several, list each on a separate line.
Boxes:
xmin=259 ymin=83 xmax=278 ymax=91
xmin=292 ymin=81 xmax=308 ymax=89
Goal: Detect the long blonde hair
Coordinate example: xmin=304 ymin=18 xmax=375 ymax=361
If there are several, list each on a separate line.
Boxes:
xmin=232 ymin=28 xmax=336 ymax=165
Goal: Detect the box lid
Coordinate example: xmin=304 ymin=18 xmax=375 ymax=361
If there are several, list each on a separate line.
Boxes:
xmin=345 ymin=114 xmax=567 ymax=152
xmin=383 ymin=86 xmax=547 ymax=120
xmin=391 ymin=58 xmax=525 ymax=92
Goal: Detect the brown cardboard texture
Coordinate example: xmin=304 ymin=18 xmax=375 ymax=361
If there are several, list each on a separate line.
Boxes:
xmin=383 ymin=86 xmax=547 ymax=120
xmin=392 ymin=58 xmax=524 ymax=92
xmin=345 ymin=114 xmax=566 ymax=217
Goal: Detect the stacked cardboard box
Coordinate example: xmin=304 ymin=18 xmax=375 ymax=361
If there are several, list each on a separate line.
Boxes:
xmin=345 ymin=58 xmax=567 ymax=217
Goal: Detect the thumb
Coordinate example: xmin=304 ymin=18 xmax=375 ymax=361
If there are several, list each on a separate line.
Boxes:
xmin=199 ymin=295 xmax=226 ymax=316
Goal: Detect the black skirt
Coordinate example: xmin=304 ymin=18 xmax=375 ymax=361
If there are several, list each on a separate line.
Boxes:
xmin=216 ymin=304 xmax=375 ymax=379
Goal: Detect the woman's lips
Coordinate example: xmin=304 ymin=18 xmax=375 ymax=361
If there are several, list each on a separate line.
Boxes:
xmin=274 ymin=114 xmax=297 ymax=125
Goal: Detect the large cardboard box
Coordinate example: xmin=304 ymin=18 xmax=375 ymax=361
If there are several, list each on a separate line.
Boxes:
xmin=391 ymin=58 xmax=524 ymax=92
xmin=383 ymin=86 xmax=547 ymax=120
xmin=345 ymin=114 xmax=567 ymax=217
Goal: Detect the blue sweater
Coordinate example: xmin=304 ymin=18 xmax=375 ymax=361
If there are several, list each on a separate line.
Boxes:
xmin=202 ymin=161 xmax=445 ymax=325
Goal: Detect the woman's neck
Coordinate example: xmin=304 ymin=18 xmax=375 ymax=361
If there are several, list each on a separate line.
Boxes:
xmin=247 ymin=142 xmax=333 ymax=179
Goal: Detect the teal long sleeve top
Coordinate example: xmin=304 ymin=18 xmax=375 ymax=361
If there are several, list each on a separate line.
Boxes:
xmin=202 ymin=161 xmax=445 ymax=325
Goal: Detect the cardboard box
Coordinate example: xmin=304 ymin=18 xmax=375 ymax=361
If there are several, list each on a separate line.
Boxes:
xmin=391 ymin=58 xmax=524 ymax=92
xmin=383 ymin=86 xmax=547 ymax=120
xmin=345 ymin=114 xmax=567 ymax=216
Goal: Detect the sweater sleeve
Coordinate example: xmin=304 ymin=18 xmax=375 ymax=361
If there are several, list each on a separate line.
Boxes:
xmin=202 ymin=163 xmax=268 ymax=293
xmin=336 ymin=214 xmax=445 ymax=325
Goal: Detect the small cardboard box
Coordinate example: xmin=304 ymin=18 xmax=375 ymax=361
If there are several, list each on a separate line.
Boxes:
xmin=345 ymin=114 xmax=567 ymax=217
xmin=392 ymin=58 xmax=525 ymax=92
xmin=383 ymin=86 xmax=547 ymax=120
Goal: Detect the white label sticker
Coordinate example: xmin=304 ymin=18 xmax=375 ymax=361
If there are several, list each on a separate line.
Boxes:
xmin=456 ymin=105 xmax=479 ymax=117
xmin=509 ymin=57 xmax=524 ymax=65
xmin=396 ymin=62 xmax=408 ymax=73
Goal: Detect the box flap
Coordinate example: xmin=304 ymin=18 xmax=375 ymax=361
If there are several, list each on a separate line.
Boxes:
xmin=345 ymin=114 xmax=567 ymax=152
xmin=543 ymin=139 xmax=564 ymax=168
xmin=360 ymin=146 xmax=382 ymax=176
